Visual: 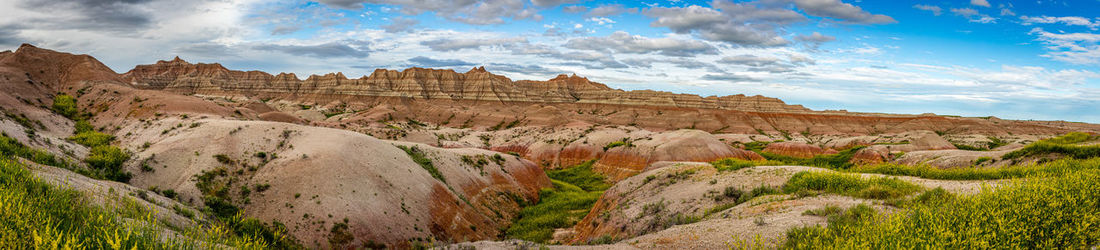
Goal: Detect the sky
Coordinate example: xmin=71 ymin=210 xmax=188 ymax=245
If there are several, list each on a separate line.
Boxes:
xmin=2 ymin=0 xmax=1099 ymax=122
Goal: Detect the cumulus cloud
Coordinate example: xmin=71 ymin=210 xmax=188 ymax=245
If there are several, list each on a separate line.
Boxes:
xmin=642 ymin=0 xmax=890 ymax=46
xmin=913 ymin=4 xmax=942 ymax=16
xmin=486 ymin=63 xmax=562 ymax=75
xmin=381 ymin=16 xmax=419 ymax=33
xmin=795 ymin=32 xmax=836 ymax=49
xmin=970 ymin=0 xmax=990 ymax=7
xmin=271 ymin=25 xmax=302 ymax=35
xmin=175 ymin=43 xmax=235 ymax=57
xmin=562 ymin=5 xmax=587 ymax=13
xmin=420 ymin=37 xmax=527 ymax=51
xmin=951 ymin=7 xmax=996 ymax=23
xmin=406 ymin=56 xmax=474 ymax=67
xmin=564 ymin=31 xmax=718 ymax=57
xmin=586 ymin=4 xmax=638 ymax=17
xmin=717 ymin=54 xmax=814 ymax=74
xmin=790 ymin=0 xmax=896 ymax=24
xmin=718 ymin=55 xmax=782 ymax=67
xmin=530 ymin=0 xmax=577 ymax=7
xmin=316 ymin=0 xmax=540 ymax=25
xmin=16 ymin=0 xmax=155 ymax=33
xmin=643 ymin=3 xmax=794 ymax=46
xmin=254 ymin=41 xmax=371 ymax=58
xmin=702 ymin=73 xmax=761 ymax=82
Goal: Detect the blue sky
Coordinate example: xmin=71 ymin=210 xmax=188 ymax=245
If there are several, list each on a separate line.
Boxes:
xmin=2 ymin=0 xmax=1099 ymax=122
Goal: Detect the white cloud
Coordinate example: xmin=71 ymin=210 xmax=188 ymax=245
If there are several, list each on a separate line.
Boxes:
xmin=1029 ymin=28 xmax=1100 ymax=65
xmin=913 ymin=4 xmax=942 ymax=16
xmin=970 ymin=0 xmax=991 ymax=8
xmin=1021 ymin=16 xmax=1100 ymax=30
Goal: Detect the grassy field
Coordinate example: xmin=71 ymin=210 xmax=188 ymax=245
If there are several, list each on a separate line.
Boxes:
xmin=506 ymin=160 xmax=607 ymax=243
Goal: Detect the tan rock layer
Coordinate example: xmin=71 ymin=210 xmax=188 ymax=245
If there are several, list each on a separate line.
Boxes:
xmin=121 ymin=58 xmax=813 ymax=113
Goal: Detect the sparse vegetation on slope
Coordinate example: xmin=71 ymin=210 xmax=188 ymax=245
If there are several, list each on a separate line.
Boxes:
xmin=396 ymin=145 xmax=446 ymax=183
xmin=507 ymin=160 xmax=607 ymax=243
xmin=784 ymin=169 xmax=1100 ymax=249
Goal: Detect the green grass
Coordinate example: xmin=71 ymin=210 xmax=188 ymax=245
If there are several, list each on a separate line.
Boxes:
xmin=0 ymin=152 xmax=275 ymax=249
xmin=1043 ymin=132 xmax=1096 ymax=145
xmin=710 ymin=158 xmax=784 ymax=172
xmin=783 ymin=169 xmax=1100 ymax=249
xmin=1003 ymin=141 xmax=1100 ymax=159
xmin=782 ymin=171 xmax=922 ymax=200
xmin=507 ymin=160 xmax=608 ymax=243
xmin=757 ymin=146 xmax=866 ymax=170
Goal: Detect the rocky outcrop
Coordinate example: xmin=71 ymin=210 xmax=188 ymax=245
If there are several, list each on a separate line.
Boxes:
xmin=121 ymin=58 xmax=815 ymax=112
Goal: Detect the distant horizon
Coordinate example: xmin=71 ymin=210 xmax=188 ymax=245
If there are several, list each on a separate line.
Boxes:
xmin=3 ymin=0 xmax=1097 ymax=123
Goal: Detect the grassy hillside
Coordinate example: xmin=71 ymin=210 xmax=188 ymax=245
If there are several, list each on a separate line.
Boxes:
xmin=0 ymin=151 xmax=284 ymax=248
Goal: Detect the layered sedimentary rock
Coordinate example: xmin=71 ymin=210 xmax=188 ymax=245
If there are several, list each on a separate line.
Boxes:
xmin=121 ymin=57 xmax=1100 ymax=136
xmin=122 ymin=59 xmax=813 ymax=112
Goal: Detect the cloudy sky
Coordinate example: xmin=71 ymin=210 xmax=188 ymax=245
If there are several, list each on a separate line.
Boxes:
xmin=2 ymin=0 xmax=1099 ymax=122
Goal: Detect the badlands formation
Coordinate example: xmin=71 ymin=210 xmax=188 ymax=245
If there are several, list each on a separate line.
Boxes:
xmin=2 ymin=44 xmax=1099 ymax=248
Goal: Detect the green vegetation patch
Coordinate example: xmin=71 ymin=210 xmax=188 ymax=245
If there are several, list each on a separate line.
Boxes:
xmin=758 ymin=146 xmax=866 ymax=170
xmin=710 ymin=158 xmax=783 ymax=172
xmin=784 ymin=169 xmax=1100 ymax=249
xmin=1002 ymin=132 xmax=1100 ymax=159
xmin=507 ymin=160 xmax=607 ymax=243
xmin=783 ymin=171 xmax=921 ymax=200
xmin=852 ymin=158 xmax=1100 ymax=180
xmin=51 ymin=94 xmax=80 ymax=119
xmin=85 ymin=145 xmax=132 ymax=182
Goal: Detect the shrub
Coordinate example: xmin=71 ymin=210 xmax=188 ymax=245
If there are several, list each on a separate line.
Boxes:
xmin=84 ymin=145 xmax=131 ymax=182
xmin=68 ymin=130 xmax=115 ymax=148
xmin=51 ymin=94 xmax=79 ymax=119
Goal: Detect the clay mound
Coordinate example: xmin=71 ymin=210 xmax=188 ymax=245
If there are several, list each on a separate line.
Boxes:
xmin=119 ymin=118 xmax=550 ymax=248
xmin=258 ymin=111 xmax=304 ymax=124
xmin=849 ymin=147 xmax=888 ymax=165
xmin=763 ymin=141 xmax=825 ymax=158
xmin=594 ymin=130 xmax=762 ymax=181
